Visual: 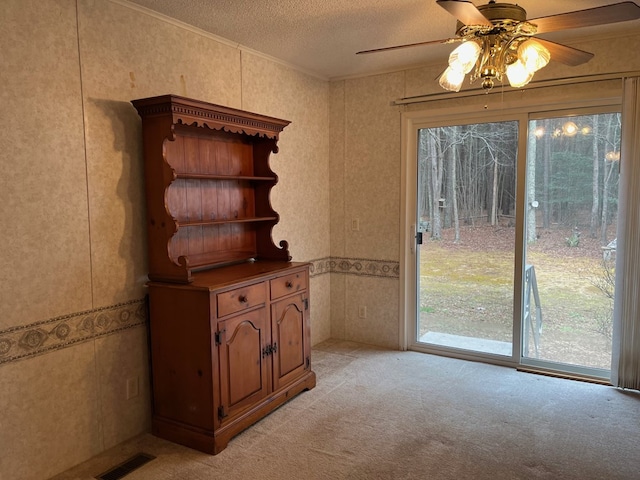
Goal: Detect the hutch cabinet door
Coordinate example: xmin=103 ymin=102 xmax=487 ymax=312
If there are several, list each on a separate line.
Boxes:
xmin=270 ymin=293 xmax=310 ymax=392
xmin=216 ymin=308 xmax=270 ymax=424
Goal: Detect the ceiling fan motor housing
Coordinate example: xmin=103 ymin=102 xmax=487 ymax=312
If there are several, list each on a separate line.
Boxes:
xmin=455 ymin=2 xmax=527 ymax=34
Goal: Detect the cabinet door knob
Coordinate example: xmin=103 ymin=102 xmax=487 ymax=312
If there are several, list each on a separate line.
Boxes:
xmin=238 ymin=295 xmax=248 ymax=303
xmin=285 ymin=281 xmax=293 ymax=289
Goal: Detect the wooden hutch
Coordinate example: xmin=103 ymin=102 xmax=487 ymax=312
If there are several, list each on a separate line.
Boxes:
xmin=132 ymin=95 xmax=315 ymax=454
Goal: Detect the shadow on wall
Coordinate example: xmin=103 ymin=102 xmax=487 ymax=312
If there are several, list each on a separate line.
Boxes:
xmin=88 ymin=98 xmax=149 ymax=302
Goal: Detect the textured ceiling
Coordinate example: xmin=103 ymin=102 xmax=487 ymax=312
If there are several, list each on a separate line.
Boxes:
xmin=126 ymin=0 xmax=640 ymax=79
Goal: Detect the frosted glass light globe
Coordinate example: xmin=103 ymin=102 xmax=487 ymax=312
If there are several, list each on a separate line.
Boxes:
xmin=518 ymin=40 xmax=550 ymax=73
xmin=506 ymin=60 xmax=533 ymax=88
xmin=439 ymin=66 xmax=465 ymax=92
xmin=448 ymin=41 xmax=481 ymax=74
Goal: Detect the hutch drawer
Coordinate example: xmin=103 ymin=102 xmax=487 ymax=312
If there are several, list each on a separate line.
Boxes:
xmin=270 ymin=270 xmax=307 ymax=300
xmin=217 ymin=282 xmax=267 ymax=318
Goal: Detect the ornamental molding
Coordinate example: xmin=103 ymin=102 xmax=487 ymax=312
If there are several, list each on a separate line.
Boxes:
xmin=133 ymin=94 xmax=290 ymax=140
xmin=309 ymin=256 xmax=400 ymax=279
xmin=0 ymin=258 xmax=397 ymax=366
xmin=0 ymin=299 xmax=147 ymax=366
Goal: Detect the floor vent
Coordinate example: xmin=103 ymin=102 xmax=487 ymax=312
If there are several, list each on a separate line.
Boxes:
xmin=95 ymin=453 xmax=156 ymax=480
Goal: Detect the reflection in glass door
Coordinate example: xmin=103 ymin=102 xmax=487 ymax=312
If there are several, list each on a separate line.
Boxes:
xmin=417 ymin=121 xmax=518 ymax=356
xmin=523 ymin=112 xmax=620 ymax=375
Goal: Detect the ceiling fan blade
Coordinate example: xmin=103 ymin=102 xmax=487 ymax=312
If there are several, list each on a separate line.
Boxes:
xmin=530 ymin=2 xmax=640 ymax=34
xmin=436 ymin=0 xmax=492 ymax=26
xmin=535 ymin=38 xmax=594 ymax=67
xmin=356 ymin=38 xmax=457 ymax=55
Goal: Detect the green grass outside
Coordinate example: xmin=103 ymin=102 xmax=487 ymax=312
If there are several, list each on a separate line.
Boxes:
xmin=419 ymin=233 xmax=612 ymax=370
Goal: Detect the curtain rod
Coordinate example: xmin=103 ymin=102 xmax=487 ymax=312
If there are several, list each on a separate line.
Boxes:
xmin=394 ymin=70 xmax=640 ymax=106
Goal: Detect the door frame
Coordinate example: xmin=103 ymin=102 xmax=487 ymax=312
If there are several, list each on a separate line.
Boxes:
xmin=400 ymin=97 xmax=622 ymax=372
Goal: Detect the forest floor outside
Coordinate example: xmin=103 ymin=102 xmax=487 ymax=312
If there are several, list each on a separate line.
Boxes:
xmin=419 ymin=223 xmax=614 ymax=371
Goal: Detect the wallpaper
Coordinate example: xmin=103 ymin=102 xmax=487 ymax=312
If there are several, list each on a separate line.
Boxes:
xmin=0 ymin=257 xmax=399 ymax=366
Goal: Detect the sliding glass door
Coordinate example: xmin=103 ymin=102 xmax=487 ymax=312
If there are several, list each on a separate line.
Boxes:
xmin=416 ymin=121 xmax=517 ymax=357
xmin=412 ymin=108 xmax=620 ymax=378
xmin=522 ymin=112 xmax=620 ymax=375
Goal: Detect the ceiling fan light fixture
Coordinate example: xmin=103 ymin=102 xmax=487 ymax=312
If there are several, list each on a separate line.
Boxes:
xmin=358 ymin=1 xmax=637 ymax=92
xmin=448 ymin=41 xmax=482 ymax=74
xmin=439 ymin=66 xmax=465 ymax=92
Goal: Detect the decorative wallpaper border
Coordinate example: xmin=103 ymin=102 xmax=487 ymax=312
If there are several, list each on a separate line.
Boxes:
xmin=0 ymin=257 xmax=397 ymax=366
xmin=309 ymin=256 xmax=400 ymax=279
xmin=0 ymin=299 xmax=147 ymax=366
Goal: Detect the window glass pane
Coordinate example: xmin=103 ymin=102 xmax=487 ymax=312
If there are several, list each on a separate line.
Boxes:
xmin=417 ymin=121 xmax=517 ymax=356
xmin=524 ymin=113 xmax=620 ymax=371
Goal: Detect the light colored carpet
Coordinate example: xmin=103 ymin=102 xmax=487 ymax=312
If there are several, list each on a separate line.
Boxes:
xmin=52 ymin=339 xmax=640 ymax=479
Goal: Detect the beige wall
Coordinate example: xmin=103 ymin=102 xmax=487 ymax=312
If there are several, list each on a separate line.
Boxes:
xmin=2 ymin=1 xmax=640 ymax=478
xmin=0 ymin=1 xmax=330 ymax=479
xmin=328 ymin=28 xmax=640 ymax=349
xmin=328 ymin=74 xmax=405 ymax=347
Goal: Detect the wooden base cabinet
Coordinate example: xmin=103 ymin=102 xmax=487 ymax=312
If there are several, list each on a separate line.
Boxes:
xmin=147 ymin=262 xmax=315 ymax=455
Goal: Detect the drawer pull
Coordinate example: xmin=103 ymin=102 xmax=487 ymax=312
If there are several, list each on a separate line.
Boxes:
xmin=285 ymin=281 xmax=293 ymax=289
xmin=238 ymin=295 xmax=248 ymax=304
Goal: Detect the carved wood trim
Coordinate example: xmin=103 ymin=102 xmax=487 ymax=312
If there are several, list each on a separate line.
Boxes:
xmin=132 ymin=95 xmax=290 ymax=140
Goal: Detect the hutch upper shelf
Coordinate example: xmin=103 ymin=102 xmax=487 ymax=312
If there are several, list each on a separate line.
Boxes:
xmin=132 ymin=95 xmax=292 ymax=283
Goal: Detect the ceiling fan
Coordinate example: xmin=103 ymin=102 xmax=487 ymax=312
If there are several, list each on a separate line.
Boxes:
xmin=356 ymin=1 xmax=640 ymax=91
